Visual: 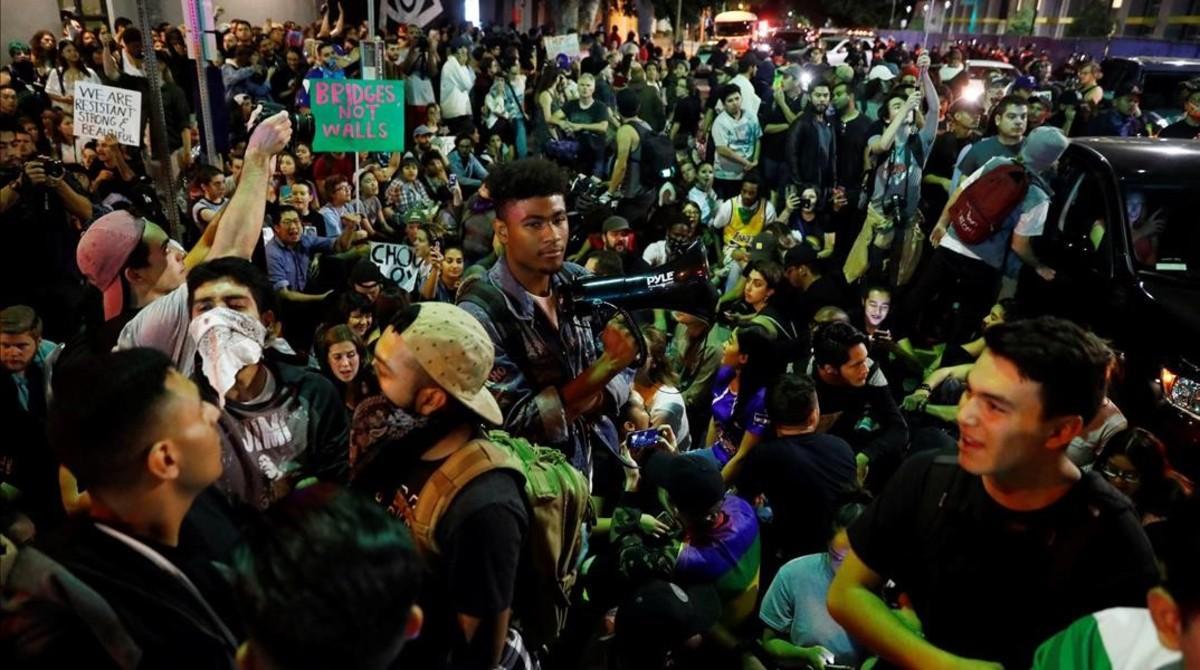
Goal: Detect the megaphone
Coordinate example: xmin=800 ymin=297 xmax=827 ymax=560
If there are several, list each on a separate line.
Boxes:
xmin=561 ymin=245 xmax=719 ymax=367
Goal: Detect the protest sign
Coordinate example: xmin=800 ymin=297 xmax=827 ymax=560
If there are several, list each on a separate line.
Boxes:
xmin=310 ymin=80 xmax=406 ymax=152
xmin=544 ymin=34 xmax=581 ymax=59
xmin=369 ymin=242 xmax=419 ymax=291
xmin=74 ymin=81 xmax=142 ymax=147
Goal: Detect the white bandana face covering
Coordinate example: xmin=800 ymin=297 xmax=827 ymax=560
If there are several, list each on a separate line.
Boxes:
xmin=188 ymin=307 xmax=267 ymax=407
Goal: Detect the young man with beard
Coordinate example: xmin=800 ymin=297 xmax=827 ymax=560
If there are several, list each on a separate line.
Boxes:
xmin=828 ymin=317 xmax=1158 ymax=670
xmin=599 ymin=214 xmax=651 ymax=275
xmin=351 ymin=302 xmax=530 ymax=670
xmin=787 ymin=78 xmax=837 ymax=208
xmin=186 ymin=257 xmax=349 ymax=510
xmin=951 ymin=95 xmax=1027 ymax=191
xmin=2 ymin=348 xmax=238 ymax=668
xmin=458 ymin=158 xmax=638 ymax=478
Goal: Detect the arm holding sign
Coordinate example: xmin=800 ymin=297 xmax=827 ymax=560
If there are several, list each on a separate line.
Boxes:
xmin=208 ymin=110 xmax=292 ymax=260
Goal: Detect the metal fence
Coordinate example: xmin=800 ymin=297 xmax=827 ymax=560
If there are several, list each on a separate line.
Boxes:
xmin=881 ymin=30 xmax=1200 ymax=62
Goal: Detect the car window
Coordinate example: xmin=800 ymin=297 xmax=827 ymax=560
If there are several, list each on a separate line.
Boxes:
xmin=1141 ymin=72 xmax=1195 ymax=120
xmin=1125 ymin=186 xmax=1200 ymax=281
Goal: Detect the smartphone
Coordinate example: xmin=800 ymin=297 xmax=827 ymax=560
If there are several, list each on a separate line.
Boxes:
xmin=626 ymin=428 xmax=660 ymax=453
xmin=280 ymin=184 xmax=293 ymax=201
xmin=448 ymin=173 xmax=458 ymax=188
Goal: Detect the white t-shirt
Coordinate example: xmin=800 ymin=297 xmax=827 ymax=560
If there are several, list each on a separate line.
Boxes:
xmin=44 ymin=67 xmax=100 ymax=110
xmin=439 ymin=57 xmax=475 ymax=119
xmin=646 ymin=385 xmax=691 ymax=452
xmin=711 ymin=110 xmax=762 ymax=181
xmin=116 ymin=283 xmax=196 ymax=376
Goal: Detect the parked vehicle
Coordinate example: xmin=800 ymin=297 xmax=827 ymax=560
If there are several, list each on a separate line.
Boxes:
xmin=1101 ymin=57 xmax=1200 ymax=129
xmin=1032 ymin=138 xmax=1200 ymax=479
xmin=710 ymin=11 xmax=758 ymax=56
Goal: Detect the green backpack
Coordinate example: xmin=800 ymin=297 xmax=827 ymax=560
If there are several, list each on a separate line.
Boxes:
xmin=409 ymin=430 xmax=591 ymax=649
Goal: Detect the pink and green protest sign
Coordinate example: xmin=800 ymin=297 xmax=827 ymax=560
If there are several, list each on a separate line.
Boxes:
xmin=310 ymin=79 xmax=405 ymax=152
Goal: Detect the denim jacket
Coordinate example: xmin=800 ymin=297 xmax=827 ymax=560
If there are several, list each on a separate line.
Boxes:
xmin=458 ymin=258 xmax=632 ymax=478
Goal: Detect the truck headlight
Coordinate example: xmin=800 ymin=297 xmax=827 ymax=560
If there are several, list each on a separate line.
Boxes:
xmin=1161 ymin=367 xmax=1200 ymax=419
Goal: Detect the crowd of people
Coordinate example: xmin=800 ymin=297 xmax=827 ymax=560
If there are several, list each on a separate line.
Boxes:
xmin=2 ymin=9 xmax=1199 ymax=670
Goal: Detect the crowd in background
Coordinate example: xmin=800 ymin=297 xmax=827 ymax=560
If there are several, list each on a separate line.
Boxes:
xmin=2 ymin=9 xmax=1199 ymax=670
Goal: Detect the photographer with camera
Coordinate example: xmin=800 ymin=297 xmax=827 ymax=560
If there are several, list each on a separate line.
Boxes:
xmin=0 ymin=118 xmax=93 ymax=341
xmin=458 ymin=158 xmax=638 ymax=479
xmin=854 ymin=53 xmax=938 ymax=286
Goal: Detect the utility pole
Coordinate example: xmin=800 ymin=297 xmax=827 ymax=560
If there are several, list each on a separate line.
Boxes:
xmin=136 ymin=0 xmax=183 ymax=240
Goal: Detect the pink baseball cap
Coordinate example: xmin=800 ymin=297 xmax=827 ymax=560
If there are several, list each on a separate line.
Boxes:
xmin=77 ymin=210 xmax=147 ymax=321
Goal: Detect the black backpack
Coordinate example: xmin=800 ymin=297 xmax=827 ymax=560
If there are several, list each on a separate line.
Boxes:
xmin=631 ymin=122 xmax=676 ymax=189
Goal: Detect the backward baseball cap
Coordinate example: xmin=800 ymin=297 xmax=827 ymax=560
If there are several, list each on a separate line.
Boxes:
xmin=76 ymin=210 xmax=149 ymax=321
xmin=400 ymin=302 xmax=504 ymax=425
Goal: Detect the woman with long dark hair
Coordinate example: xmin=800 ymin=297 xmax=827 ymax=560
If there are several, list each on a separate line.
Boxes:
xmin=1096 ymin=428 xmax=1193 ymax=540
xmin=529 ymin=64 xmax=563 ymax=157
xmin=29 ymin=30 xmax=57 ymax=83
xmin=706 ymin=325 xmax=779 ymax=479
xmin=44 ymin=39 xmax=99 ymax=112
xmin=316 ymin=325 xmax=378 ymax=413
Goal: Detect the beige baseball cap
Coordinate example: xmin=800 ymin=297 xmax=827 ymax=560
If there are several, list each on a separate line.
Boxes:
xmin=402 ymin=302 xmax=504 ymax=425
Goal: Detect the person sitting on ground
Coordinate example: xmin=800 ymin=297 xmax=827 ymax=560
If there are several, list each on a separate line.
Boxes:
xmin=759 ymin=500 xmax=870 ymax=670
xmin=646 ymin=452 xmax=761 ymax=665
xmin=810 ymin=321 xmax=908 ymax=492
xmin=734 ymin=374 xmax=859 ymax=578
xmin=233 ymin=484 xmax=425 ymax=670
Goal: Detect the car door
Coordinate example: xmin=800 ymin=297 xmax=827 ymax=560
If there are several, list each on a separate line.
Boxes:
xmin=1024 ymin=151 xmax=1121 ymax=329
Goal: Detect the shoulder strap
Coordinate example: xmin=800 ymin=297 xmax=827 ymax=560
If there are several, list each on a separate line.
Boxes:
xmin=919 ymin=453 xmax=967 ymax=529
xmin=410 ymin=439 xmax=524 ymax=556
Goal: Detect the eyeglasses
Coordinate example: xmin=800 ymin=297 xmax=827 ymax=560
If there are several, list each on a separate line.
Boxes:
xmin=1100 ymin=466 xmax=1140 ymax=484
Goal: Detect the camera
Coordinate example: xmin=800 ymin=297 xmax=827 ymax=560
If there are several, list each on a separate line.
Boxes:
xmin=882 ymin=193 xmax=906 ymax=222
xmin=34 ymin=156 xmax=65 ymax=180
xmin=247 ymin=101 xmax=314 ymax=146
xmin=800 ymin=195 xmax=816 ymax=209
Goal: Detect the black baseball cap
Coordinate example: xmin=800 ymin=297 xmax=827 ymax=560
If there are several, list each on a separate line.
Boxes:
xmin=643 ymin=452 xmax=724 ymax=517
xmin=1115 ymin=82 xmax=1143 ymax=99
xmin=614 ymin=579 xmax=721 ymax=662
xmin=784 ymin=244 xmax=820 ymax=270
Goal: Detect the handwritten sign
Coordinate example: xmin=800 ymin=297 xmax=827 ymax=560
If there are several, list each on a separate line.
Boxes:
xmin=544 ymin=34 xmax=581 ymax=59
xmin=74 ymin=81 xmax=142 ymax=146
xmin=369 ymin=242 xmax=419 ymax=291
xmin=310 ymin=80 xmax=406 ymax=152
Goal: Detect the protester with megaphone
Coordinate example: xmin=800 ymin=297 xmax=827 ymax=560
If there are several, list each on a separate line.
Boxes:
xmin=458 ymin=158 xmax=639 ymax=479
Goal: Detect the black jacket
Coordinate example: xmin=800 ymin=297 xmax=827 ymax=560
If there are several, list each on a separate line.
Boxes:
xmin=787 ymin=109 xmax=838 ymax=197
xmin=1 ymin=518 xmax=239 ymax=669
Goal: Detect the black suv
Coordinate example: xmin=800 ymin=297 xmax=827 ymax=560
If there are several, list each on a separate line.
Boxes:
xmin=1029 ymin=137 xmax=1200 ymax=479
xmin=1100 ymin=57 xmax=1200 ymax=129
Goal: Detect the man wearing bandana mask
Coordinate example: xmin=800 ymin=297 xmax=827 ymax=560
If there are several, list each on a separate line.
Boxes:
xmin=186 ymin=257 xmax=349 ymax=510
xmin=348 ymin=302 xmax=530 ymax=670
xmin=758 ymin=500 xmax=870 ymax=669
